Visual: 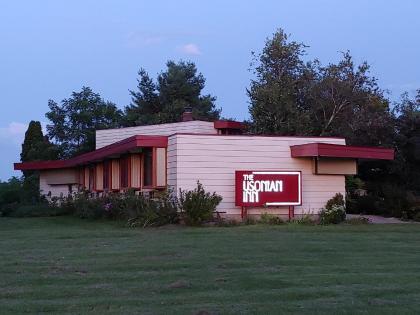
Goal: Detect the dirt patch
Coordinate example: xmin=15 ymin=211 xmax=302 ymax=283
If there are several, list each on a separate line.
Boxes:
xmin=168 ymin=280 xmax=190 ymax=289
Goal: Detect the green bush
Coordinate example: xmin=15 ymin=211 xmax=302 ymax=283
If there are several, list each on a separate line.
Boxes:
xmin=325 ymin=193 xmax=345 ymax=210
xmin=259 ymin=213 xmax=284 ymax=225
xmin=121 ymin=190 xmax=179 ymax=228
xmin=319 ymin=205 xmax=346 ymax=224
xmin=69 ymin=190 xmax=179 ymax=227
xmin=179 ymin=181 xmax=222 ymax=226
xmin=7 ymin=203 xmax=71 ymax=218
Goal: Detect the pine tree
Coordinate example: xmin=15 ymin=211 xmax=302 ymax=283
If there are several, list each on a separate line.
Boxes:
xmin=123 ymin=61 xmax=221 ymax=126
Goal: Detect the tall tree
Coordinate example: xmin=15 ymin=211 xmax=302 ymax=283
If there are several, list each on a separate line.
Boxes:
xmin=46 ymin=87 xmax=122 ymax=158
xmin=20 ymin=121 xmax=58 ymax=201
xmin=308 ymin=52 xmax=394 ymax=146
xmin=248 ymin=29 xmax=393 ymax=147
xmin=124 ymin=61 xmax=221 ymax=126
xmin=248 ymin=29 xmax=314 ymax=135
xmin=393 ymin=90 xmax=420 ymax=189
xmin=21 ymin=121 xmax=58 ymax=165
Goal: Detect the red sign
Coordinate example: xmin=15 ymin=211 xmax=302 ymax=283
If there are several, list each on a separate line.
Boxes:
xmin=235 ymin=171 xmax=301 ymax=207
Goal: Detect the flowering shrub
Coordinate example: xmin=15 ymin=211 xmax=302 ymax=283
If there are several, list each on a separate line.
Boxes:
xmin=319 ymin=204 xmax=346 ymax=224
xmin=179 ymin=181 xmax=222 ymax=226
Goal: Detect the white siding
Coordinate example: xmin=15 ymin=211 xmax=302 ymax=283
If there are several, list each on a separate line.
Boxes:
xmin=167 ymin=134 xmax=346 ymax=217
xmin=96 ymin=121 xmax=216 ymax=149
xmin=40 ymin=170 xmax=76 ymax=198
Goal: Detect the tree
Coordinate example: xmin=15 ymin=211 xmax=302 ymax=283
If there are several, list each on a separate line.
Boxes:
xmin=46 ymin=87 xmax=122 ymax=158
xmin=21 ymin=121 xmax=58 ymax=165
xmin=248 ymin=29 xmax=393 ymax=147
xmin=20 ymin=121 xmax=58 ymax=201
xmin=123 ymin=61 xmax=221 ymax=126
xmin=308 ymin=52 xmax=394 ymax=146
xmin=248 ymin=29 xmax=314 ymax=135
xmin=393 ymin=90 xmax=420 ymax=190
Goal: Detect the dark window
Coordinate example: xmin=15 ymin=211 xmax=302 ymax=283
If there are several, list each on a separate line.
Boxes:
xmin=89 ymin=166 xmax=95 ymax=191
xmin=120 ymin=156 xmax=130 ymax=188
xmin=103 ymin=160 xmax=110 ymax=190
xmin=143 ymin=148 xmax=153 ymax=187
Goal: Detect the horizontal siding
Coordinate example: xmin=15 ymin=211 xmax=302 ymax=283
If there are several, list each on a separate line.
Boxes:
xmin=96 ymin=121 xmax=216 ymax=148
xmin=168 ymin=134 xmax=346 ymax=216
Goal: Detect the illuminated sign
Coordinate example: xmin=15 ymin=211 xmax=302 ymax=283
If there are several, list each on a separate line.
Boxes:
xmin=235 ymin=171 xmax=301 ymax=207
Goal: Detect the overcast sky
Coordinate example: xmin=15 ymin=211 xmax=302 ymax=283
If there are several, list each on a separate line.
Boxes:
xmin=1 ymin=0 xmax=419 ymax=180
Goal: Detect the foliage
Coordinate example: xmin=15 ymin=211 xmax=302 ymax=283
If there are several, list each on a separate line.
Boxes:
xmin=21 ymin=121 xmax=58 ymax=167
xmin=7 ymin=203 xmax=70 ymax=218
xmin=248 ymin=29 xmax=312 ymax=135
xmin=20 ymin=121 xmax=58 ymax=202
xmin=121 ymin=190 xmax=179 ymax=228
xmin=291 ymin=213 xmax=316 ymax=225
xmin=46 ymin=86 xmax=122 ymax=158
xmin=215 ymin=218 xmax=241 ymax=227
xmin=325 ymin=193 xmax=345 ymax=210
xmin=179 ymin=181 xmax=222 ymax=226
xmin=0 ymin=177 xmax=23 ymax=215
xmin=259 ymin=212 xmax=284 ymax=225
xmin=248 ymin=28 xmax=394 ymax=147
xmin=68 ymin=190 xmax=178 ymax=227
xmin=319 ymin=194 xmax=346 ymax=224
xmin=319 ymin=205 xmax=346 ymax=225
xmin=123 ymin=61 xmax=221 ymax=126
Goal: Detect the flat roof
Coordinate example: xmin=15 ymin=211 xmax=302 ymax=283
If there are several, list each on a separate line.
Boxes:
xmin=290 ymin=143 xmax=394 ymax=160
xmin=14 ymin=135 xmax=167 ymax=171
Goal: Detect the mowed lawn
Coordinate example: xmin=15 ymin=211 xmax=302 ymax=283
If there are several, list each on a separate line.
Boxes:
xmin=1 ymin=218 xmax=420 ymax=314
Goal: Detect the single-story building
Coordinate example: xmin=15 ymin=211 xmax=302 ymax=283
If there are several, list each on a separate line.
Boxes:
xmin=14 ymin=110 xmax=394 ymax=220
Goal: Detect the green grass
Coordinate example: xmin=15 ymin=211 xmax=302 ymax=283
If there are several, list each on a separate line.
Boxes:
xmin=1 ymin=217 xmax=420 ymax=314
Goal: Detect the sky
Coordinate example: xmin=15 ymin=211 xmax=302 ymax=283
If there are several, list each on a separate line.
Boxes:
xmin=1 ymin=0 xmax=419 ymax=180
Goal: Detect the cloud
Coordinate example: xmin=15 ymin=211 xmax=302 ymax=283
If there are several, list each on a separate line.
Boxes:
xmin=178 ymin=43 xmax=201 ymax=56
xmin=0 ymin=122 xmax=28 ymax=144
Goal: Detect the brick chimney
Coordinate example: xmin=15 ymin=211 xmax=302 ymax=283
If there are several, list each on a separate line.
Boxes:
xmin=182 ymin=106 xmax=193 ymax=122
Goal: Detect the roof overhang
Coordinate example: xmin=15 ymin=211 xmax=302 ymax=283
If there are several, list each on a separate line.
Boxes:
xmin=290 ymin=143 xmax=394 ymax=160
xmin=14 ymin=135 xmax=168 ymax=171
xmin=214 ymin=120 xmax=245 ymax=130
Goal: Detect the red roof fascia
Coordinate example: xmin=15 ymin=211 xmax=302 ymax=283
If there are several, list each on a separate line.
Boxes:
xmin=214 ymin=120 xmax=245 ymax=130
xmin=14 ymin=135 xmax=168 ymax=171
xmin=290 ymin=143 xmax=394 ymax=160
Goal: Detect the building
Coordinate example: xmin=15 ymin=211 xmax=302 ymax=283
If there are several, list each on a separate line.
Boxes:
xmin=14 ymin=112 xmax=394 ymax=220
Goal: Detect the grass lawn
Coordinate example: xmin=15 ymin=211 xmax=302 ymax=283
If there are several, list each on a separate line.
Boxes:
xmin=1 ymin=217 xmax=420 ymax=314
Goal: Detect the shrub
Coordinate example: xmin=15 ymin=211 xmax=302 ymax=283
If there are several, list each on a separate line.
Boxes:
xmin=179 ymin=181 xmax=222 ymax=226
xmin=122 ymin=190 xmax=179 ymax=228
xmin=8 ymin=203 xmax=71 ymax=218
xmin=319 ymin=204 xmax=346 ymax=224
xmin=259 ymin=213 xmax=284 ymax=225
xmin=325 ymin=193 xmax=345 ymax=210
xmin=72 ymin=192 xmax=105 ymax=219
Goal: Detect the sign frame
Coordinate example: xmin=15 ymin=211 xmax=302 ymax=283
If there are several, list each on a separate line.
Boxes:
xmin=235 ymin=170 xmax=302 ymax=207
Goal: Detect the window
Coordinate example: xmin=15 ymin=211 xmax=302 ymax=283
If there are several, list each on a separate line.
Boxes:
xmin=88 ymin=166 xmax=95 ymax=191
xmin=103 ymin=160 xmax=111 ymax=190
xmin=143 ymin=148 xmax=153 ymax=187
xmin=120 ymin=155 xmax=130 ymax=189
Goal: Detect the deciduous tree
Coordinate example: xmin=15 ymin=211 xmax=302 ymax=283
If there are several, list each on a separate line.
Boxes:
xmin=46 ymin=87 xmax=122 ymax=158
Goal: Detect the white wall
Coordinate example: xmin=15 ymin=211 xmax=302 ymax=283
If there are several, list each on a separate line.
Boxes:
xmin=96 ymin=121 xmax=216 ymax=149
xmin=40 ymin=170 xmax=78 ymax=199
xmin=168 ymin=134 xmax=346 ymax=217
